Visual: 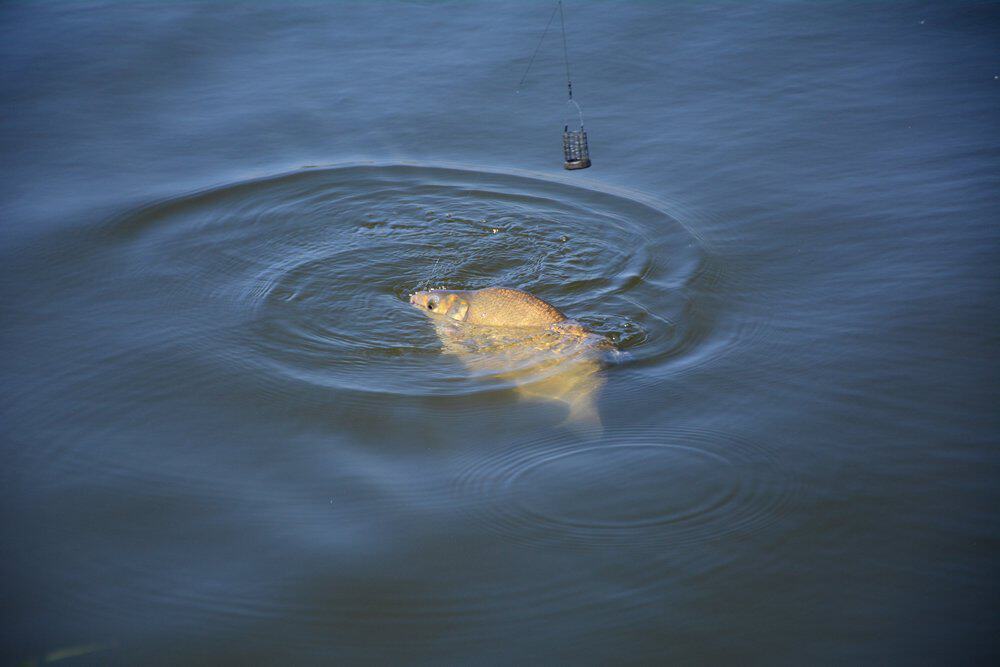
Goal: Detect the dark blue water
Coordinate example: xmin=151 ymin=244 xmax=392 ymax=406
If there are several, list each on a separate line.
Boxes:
xmin=2 ymin=1 xmax=998 ymax=663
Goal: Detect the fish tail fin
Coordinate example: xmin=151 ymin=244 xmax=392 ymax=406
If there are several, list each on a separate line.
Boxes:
xmin=560 ymin=392 xmax=603 ymax=436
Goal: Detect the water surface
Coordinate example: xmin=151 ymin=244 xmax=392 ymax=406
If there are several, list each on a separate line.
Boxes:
xmin=2 ymin=1 xmax=998 ymax=663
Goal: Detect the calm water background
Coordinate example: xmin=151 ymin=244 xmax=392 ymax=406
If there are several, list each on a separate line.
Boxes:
xmin=2 ymin=1 xmax=998 ymax=663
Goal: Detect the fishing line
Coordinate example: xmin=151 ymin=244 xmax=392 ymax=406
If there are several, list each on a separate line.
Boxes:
xmin=516 ymin=0 xmax=592 ymax=170
xmin=516 ymin=2 xmax=560 ymax=93
xmin=558 ymin=0 xmax=573 ymax=100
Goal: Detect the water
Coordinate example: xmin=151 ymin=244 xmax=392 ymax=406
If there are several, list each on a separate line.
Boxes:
xmin=2 ymin=1 xmax=998 ymax=663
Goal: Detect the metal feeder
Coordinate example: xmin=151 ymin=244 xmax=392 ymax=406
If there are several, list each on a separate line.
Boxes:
xmin=517 ymin=0 xmax=593 ymax=171
xmin=562 ymin=99 xmax=591 ymax=170
xmin=563 ymin=125 xmax=591 ymax=170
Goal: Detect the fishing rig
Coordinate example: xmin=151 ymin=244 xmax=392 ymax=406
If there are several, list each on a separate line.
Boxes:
xmin=518 ymin=0 xmax=591 ymax=170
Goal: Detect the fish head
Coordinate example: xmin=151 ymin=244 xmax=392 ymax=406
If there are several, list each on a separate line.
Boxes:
xmin=409 ymin=289 xmax=470 ymax=321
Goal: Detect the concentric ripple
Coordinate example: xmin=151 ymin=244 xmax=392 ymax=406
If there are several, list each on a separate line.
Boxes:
xmin=455 ymin=425 xmax=795 ymax=551
xmin=106 ymin=164 xmax=711 ymax=399
xmin=7 ymin=164 xmax=790 ymax=658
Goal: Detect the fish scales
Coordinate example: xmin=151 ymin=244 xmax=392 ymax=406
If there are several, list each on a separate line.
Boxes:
xmin=409 ymin=287 xmax=569 ymax=328
xmin=460 ymin=287 xmax=566 ymax=327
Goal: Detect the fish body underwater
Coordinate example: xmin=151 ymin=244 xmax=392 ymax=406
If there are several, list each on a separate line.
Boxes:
xmin=409 ymin=287 xmax=614 ymax=429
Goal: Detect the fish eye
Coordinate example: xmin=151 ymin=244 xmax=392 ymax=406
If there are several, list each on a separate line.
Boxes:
xmin=428 ymin=298 xmax=437 ymax=309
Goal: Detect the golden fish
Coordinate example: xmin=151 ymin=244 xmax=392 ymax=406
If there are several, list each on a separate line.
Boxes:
xmin=410 ymin=287 xmax=612 ymax=429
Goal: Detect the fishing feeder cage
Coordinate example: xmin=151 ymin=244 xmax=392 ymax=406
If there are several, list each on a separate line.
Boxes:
xmin=561 ymin=97 xmax=590 ymax=169
xmin=518 ymin=1 xmax=593 ymax=171
xmin=562 ymin=124 xmax=590 ymax=170
xmin=563 ymin=125 xmax=590 ymax=169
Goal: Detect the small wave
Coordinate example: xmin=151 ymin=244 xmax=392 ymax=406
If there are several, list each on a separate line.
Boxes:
xmin=454 ymin=424 xmax=796 ymax=552
xmin=95 ymin=164 xmax=708 ymax=402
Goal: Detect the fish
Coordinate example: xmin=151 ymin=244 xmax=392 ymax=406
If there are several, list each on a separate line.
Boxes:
xmin=409 ymin=287 xmax=613 ymax=429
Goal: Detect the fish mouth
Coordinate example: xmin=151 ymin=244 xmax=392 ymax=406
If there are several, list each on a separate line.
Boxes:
xmin=408 ymin=290 xmax=429 ymax=308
